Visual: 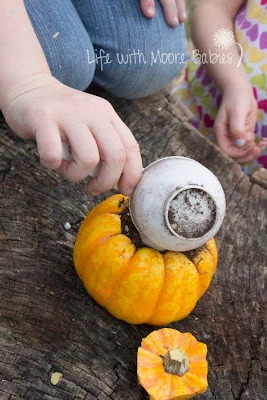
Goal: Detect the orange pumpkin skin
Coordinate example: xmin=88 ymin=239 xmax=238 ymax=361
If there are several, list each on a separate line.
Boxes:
xmin=137 ymin=328 xmax=208 ymax=400
xmin=73 ymin=194 xmax=218 ymax=325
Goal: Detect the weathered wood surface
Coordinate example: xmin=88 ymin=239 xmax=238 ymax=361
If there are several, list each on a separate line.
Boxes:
xmin=1 ymin=88 xmax=267 ymax=400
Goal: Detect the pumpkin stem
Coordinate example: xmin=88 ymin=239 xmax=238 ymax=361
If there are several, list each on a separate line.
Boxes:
xmin=162 ymin=349 xmax=189 ymax=377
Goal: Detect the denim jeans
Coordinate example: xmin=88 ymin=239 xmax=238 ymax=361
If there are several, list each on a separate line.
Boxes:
xmin=24 ymin=0 xmax=187 ymax=98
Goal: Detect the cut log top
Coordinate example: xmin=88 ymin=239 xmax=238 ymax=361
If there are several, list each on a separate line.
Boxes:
xmin=1 ymin=89 xmax=267 ymax=400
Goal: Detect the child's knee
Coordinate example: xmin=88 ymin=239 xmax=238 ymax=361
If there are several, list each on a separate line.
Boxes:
xmin=94 ymin=19 xmax=187 ymax=98
xmin=24 ymin=0 xmax=95 ymax=91
xmin=48 ymin=35 xmax=95 ymax=91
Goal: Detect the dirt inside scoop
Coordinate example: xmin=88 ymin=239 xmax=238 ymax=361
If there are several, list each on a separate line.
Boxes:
xmin=167 ymin=188 xmax=216 ymax=239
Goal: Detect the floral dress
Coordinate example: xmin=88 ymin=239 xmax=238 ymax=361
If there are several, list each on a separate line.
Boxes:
xmin=171 ymin=0 xmax=267 ymax=175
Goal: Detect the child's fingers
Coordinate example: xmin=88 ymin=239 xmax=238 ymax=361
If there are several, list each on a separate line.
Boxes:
xmin=140 ymin=0 xmax=156 ymax=18
xmin=36 ymin=123 xmax=62 ymax=170
xmin=228 ymin=108 xmax=258 ymax=149
xmin=87 ymin=123 xmax=126 ymax=195
xmin=111 ymin=118 xmax=143 ymax=195
xmin=215 ymin=108 xmax=256 ymax=158
xmin=233 ymin=136 xmax=266 ymax=164
xmin=58 ymin=123 xmax=99 ymax=183
xmin=215 ymin=110 xmax=243 ymax=157
xmin=235 ymin=136 xmax=256 ymax=151
xmin=216 ymin=130 xmax=256 ymax=159
xmin=140 ymin=0 xmax=184 ymax=25
xmin=235 ymin=136 xmax=252 ymax=148
xmin=160 ymin=0 xmax=179 ymax=26
xmin=234 ymin=145 xmax=262 ymax=164
xmin=259 ymin=138 xmax=267 ymax=149
xmin=176 ymin=0 xmax=187 ymax=22
xmin=228 ymin=108 xmax=248 ymax=142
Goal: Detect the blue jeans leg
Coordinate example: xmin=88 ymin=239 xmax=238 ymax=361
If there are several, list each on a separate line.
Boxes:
xmin=72 ymin=0 xmax=188 ymax=98
xmin=24 ymin=0 xmax=95 ymax=91
xmin=24 ymin=0 xmax=187 ymax=98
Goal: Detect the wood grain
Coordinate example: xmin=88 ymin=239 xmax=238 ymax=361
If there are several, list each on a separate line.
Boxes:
xmin=1 ymin=89 xmax=266 ymax=400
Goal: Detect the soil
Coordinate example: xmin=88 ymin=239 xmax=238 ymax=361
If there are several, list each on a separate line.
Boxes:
xmin=120 ymin=207 xmax=146 ymax=249
xmin=168 ymin=188 xmax=216 ymax=239
xmin=183 ymin=245 xmax=207 ymax=267
xmin=118 ymin=197 xmax=126 ymax=209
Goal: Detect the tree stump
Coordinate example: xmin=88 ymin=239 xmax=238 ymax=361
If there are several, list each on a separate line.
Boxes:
xmin=1 ymin=89 xmax=267 ymax=400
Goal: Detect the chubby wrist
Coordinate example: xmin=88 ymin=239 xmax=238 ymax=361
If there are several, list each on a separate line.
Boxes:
xmin=219 ymin=69 xmax=250 ymax=94
xmin=221 ymin=78 xmax=253 ymax=99
xmin=0 ymin=71 xmax=56 ymax=113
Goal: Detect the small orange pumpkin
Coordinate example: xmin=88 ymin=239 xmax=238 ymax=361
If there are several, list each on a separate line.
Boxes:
xmin=73 ymin=194 xmax=218 ymax=325
xmin=137 ymin=328 xmax=208 ymax=400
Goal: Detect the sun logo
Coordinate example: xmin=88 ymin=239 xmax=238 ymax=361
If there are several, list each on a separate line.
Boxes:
xmin=213 ymin=28 xmax=243 ymax=67
xmin=213 ymin=28 xmax=235 ymax=50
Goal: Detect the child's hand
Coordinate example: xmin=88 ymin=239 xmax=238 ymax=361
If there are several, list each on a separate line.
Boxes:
xmin=214 ymin=83 xmax=266 ymax=164
xmin=3 ymin=73 xmax=143 ymax=196
xmin=140 ymin=0 xmax=187 ymax=27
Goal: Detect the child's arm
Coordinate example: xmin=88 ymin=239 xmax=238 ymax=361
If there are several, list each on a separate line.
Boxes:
xmin=192 ymin=0 xmax=247 ymax=92
xmin=0 ymin=0 xmax=142 ymax=196
xmin=191 ymin=0 xmax=265 ymax=163
xmin=0 ymin=0 xmax=51 ymax=109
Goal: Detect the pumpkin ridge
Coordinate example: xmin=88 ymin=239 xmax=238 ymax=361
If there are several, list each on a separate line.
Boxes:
xmin=182 ymin=372 xmax=208 ymax=394
xmin=106 ymin=249 xmax=165 ymax=324
xmin=77 ymin=212 xmax=119 ymax=242
xmin=183 ymin=244 xmax=211 ymax=269
xmin=78 ymin=234 xmax=115 ymax=281
xmin=184 ymin=244 xmax=215 ymax=279
xmin=91 ymin=212 xmax=127 ymax=253
xmin=92 ymin=233 xmax=116 ymax=250
xmin=153 ymin=374 xmax=172 ymax=400
xmin=80 ymin=229 xmax=118 ymax=268
xmin=73 ymin=212 xmax=122 ymax=282
xmin=89 ymin=234 xmax=135 ymax=306
xmin=147 ymin=254 xmax=200 ymax=325
xmin=103 ymin=244 xmax=137 ymax=308
xmin=84 ymin=195 xmax=128 ymax=222
xmin=174 ymin=265 xmax=200 ymax=322
xmin=168 ymin=373 xmax=199 ymax=399
xmin=145 ymin=256 xmax=168 ymax=323
xmin=163 ymin=374 xmax=172 ymax=400
xmin=179 ymin=375 xmax=203 ymax=397
xmin=206 ymin=238 xmax=218 ymax=266
xmin=192 ymin=258 xmax=204 ymax=274
xmin=198 ymin=245 xmax=212 ymax=275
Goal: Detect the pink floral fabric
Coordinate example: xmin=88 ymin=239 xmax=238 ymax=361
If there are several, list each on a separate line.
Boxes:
xmin=172 ymin=0 xmax=267 ymax=175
